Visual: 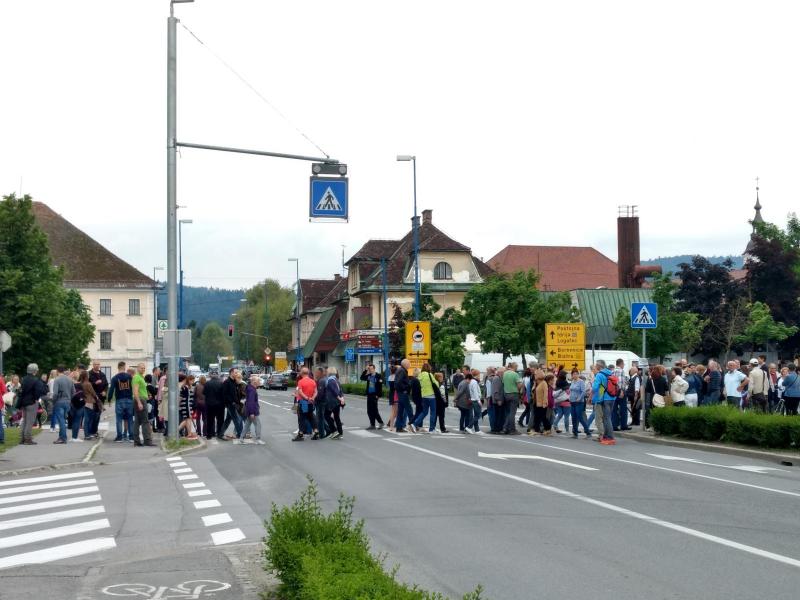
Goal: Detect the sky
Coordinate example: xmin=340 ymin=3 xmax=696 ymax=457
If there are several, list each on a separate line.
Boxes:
xmin=2 ymin=0 xmax=799 ymax=290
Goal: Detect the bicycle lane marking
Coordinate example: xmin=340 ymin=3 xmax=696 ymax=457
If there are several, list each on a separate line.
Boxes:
xmin=387 ymin=439 xmax=800 ymax=569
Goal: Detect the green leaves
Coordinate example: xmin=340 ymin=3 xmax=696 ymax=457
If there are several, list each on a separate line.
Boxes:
xmin=0 ymin=194 xmax=94 ymax=373
xmin=735 ymin=301 xmax=798 ymax=347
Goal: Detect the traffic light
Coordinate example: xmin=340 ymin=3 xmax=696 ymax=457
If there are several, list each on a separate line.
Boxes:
xmin=228 ymin=324 xmax=234 ymax=337
xmin=264 ymin=353 xmax=271 ymax=363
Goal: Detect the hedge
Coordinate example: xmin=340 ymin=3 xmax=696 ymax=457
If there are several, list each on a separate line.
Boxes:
xmin=264 ymin=480 xmax=485 ymax=600
xmin=651 ymin=405 xmax=800 ymax=449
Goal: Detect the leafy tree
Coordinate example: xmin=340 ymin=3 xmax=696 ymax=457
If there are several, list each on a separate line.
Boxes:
xmin=431 ymin=307 xmax=467 ymax=371
xmin=0 ymin=194 xmax=94 ymax=374
xmin=735 ymin=301 xmax=798 ymax=352
xmin=194 ymin=322 xmax=232 ymax=368
xmin=461 ymin=270 xmax=576 ymax=366
xmin=234 ymin=279 xmax=294 ymax=362
xmin=613 ymin=273 xmax=697 ymax=361
xmin=705 ymin=296 xmax=749 ymax=361
xmin=747 ymin=217 xmax=800 ymax=354
xmin=675 ymin=256 xmax=746 ymax=357
xmin=387 ymin=303 xmax=405 ymax=362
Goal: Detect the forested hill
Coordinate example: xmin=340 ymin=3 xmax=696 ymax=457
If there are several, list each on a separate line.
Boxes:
xmin=156 ymin=285 xmax=244 ymax=329
xmin=644 ymin=255 xmax=744 ymax=274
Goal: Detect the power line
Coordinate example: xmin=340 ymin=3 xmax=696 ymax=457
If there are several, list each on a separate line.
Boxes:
xmin=179 ymin=21 xmax=329 ymax=158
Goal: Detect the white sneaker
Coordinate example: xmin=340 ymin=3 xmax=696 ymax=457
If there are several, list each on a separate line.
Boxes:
xmin=463 ymin=429 xmax=473 ymax=434
xmin=409 ymin=424 xmax=418 ymax=433
xmin=49 ymin=428 xmax=56 ymax=433
xmin=474 ymin=430 xmax=485 ymax=435
xmin=256 ymin=440 xmax=265 ymax=445
xmin=429 ymin=429 xmax=439 ymax=434
xmin=70 ymin=438 xmax=84 ymax=443
xmin=232 ymin=439 xmax=241 ymax=445
xmin=420 ymin=429 xmax=430 ymax=434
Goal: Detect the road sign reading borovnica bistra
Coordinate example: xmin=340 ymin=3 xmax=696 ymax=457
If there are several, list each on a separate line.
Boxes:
xmin=544 ymin=323 xmax=586 ymax=371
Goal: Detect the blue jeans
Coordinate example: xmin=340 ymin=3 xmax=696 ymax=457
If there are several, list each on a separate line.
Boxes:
xmin=472 ymin=401 xmax=482 ymax=431
xmin=570 ymin=402 xmax=591 ymax=435
xmin=71 ymin=406 xmax=86 ymax=439
xmin=115 ymin=399 xmax=134 ymax=440
xmin=553 ymin=405 xmax=571 ymax=431
xmin=611 ymin=397 xmax=628 ymax=429
xmin=54 ymin=400 xmax=70 ymax=441
xmin=223 ymin=405 xmax=243 ymax=437
xmin=487 ymin=404 xmax=496 ymax=430
xmin=458 ymin=406 xmax=472 ymax=431
xmin=602 ymin=401 xmax=615 ymax=439
xmin=0 ymin=408 xmax=4 ymax=443
xmin=395 ymin=393 xmax=414 ymax=430
xmin=414 ymin=396 xmax=437 ymax=431
xmin=705 ymin=390 xmax=721 ymax=405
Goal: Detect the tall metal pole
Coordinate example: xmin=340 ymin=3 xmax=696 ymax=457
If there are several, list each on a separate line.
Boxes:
xmin=166 ymin=5 xmax=179 ymax=440
xmin=641 ymin=329 xmax=647 ymax=431
xmin=179 ymin=222 xmax=183 ymax=329
xmin=296 ymin=261 xmax=301 ymax=364
xmin=412 ymin=158 xmax=420 ymax=320
xmin=382 ymin=258 xmax=389 ymax=382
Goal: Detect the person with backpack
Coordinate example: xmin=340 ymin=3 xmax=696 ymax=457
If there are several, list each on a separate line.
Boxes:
xmin=611 ymin=358 xmax=629 ymax=431
xmin=592 ymin=360 xmax=616 ymax=445
xmin=781 ymin=364 xmax=800 ymax=416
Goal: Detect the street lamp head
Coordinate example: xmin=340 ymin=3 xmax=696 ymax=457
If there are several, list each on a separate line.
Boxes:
xmin=288 ymin=258 xmax=298 ymax=262
xmin=240 ymin=298 xmax=247 ymax=302
xmin=179 ymin=219 xmax=193 ymax=224
xmin=231 ymin=313 xmax=237 ymax=317
xmin=396 ymin=155 xmax=415 ymax=162
xmin=154 ymin=266 xmax=164 ymax=271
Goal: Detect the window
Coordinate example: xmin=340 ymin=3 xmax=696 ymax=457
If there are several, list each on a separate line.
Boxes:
xmin=101 ymin=366 xmax=112 ymax=379
xmin=100 ymin=331 xmax=112 ymax=350
xmin=128 ymin=299 xmax=141 ymax=316
xmin=99 ymin=299 xmax=112 ymax=315
xmin=433 ymin=261 xmax=453 ymax=280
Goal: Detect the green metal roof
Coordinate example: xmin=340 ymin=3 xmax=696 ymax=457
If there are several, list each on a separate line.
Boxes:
xmin=303 ymin=307 xmax=335 ymax=356
xmin=573 ymin=288 xmax=655 ymax=346
xmin=332 ymin=339 xmax=357 ymax=357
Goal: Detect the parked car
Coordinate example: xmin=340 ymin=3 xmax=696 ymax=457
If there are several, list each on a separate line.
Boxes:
xmin=267 ymin=373 xmax=288 ymax=390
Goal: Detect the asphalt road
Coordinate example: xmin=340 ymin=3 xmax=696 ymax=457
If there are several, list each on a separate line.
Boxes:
xmin=206 ymin=388 xmax=800 ymax=600
xmin=2 ymin=389 xmax=800 ymax=600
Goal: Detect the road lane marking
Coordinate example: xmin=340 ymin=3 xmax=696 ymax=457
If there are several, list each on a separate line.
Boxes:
xmin=173 ymin=468 xmax=192 ymax=474
xmin=169 ymin=462 xmax=188 ymax=468
xmin=0 ymin=519 xmax=110 ymax=550
xmin=647 ymin=454 xmax=788 ymax=474
xmin=0 ymin=537 xmax=116 ymax=569
xmin=478 ymin=452 xmax=598 ymax=471
xmin=194 ymin=500 xmax=221 ymax=509
xmin=0 ymin=485 xmax=99 ymax=506
xmin=349 ymin=429 xmax=381 ymax=438
xmin=187 ymin=490 xmax=212 ymax=497
xmin=211 ymin=528 xmax=245 ymax=545
xmin=0 ymin=471 xmax=94 ymax=488
xmin=165 ymin=457 xmax=182 ymax=462
xmin=509 ymin=438 xmax=800 ymax=499
xmin=202 ymin=513 xmax=232 ymax=527
xmin=389 ymin=439 xmax=800 ymax=570
xmin=182 ymin=482 xmax=206 ymax=489
xmin=177 ymin=474 xmax=198 ymax=481
xmin=0 ymin=506 xmax=106 ymax=533
xmin=0 ymin=478 xmax=97 ymax=496
xmin=0 ymin=494 xmax=102 ymax=517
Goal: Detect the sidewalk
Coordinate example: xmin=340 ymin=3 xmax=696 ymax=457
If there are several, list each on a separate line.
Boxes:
xmin=619 ymin=429 xmax=800 ymax=465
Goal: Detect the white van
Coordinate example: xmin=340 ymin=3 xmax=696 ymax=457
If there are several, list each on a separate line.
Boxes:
xmin=187 ymin=364 xmax=203 ymax=378
xmin=584 ymin=350 xmax=641 ymax=370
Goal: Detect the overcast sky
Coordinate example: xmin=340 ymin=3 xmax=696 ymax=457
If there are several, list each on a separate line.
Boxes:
xmin=2 ymin=1 xmax=798 ymax=290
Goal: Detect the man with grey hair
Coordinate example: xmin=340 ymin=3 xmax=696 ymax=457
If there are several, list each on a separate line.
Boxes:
xmin=501 ymin=362 xmax=523 ymax=435
xmin=19 ymin=363 xmax=48 ymax=445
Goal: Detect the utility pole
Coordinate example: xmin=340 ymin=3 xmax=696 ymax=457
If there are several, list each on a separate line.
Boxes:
xmin=382 ymin=258 xmax=389 ymax=382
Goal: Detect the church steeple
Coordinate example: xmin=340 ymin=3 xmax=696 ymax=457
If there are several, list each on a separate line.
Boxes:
xmin=753 ymin=178 xmax=764 ymax=225
xmin=744 ymin=177 xmax=763 ymax=258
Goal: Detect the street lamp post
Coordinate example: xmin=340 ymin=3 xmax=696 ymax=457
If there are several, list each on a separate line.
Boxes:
xmin=240 ymin=298 xmax=248 ymax=363
xmin=178 ymin=219 xmax=193 ymax=329
xmin=396 ymin=155 xmax=420 ymax=320
xmin=288 ymin=258 xmax=301 ymax=366
xmin=152 ymin=266 xmax=164 ymax=361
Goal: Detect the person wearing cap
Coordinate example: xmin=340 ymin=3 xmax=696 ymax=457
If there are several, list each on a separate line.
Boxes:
xmin=747 ymin=358 xmax=768 ymax=412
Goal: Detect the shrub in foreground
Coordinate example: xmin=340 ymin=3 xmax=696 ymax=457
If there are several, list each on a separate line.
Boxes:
xmin=264 ymin=479 xmax=484 ymax=600
xmin=651 ymin=405 xmax=800 ymax=449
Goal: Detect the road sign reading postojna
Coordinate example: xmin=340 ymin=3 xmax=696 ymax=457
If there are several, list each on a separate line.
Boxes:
xmin=544 ymin=322 xmax=586 ymax=370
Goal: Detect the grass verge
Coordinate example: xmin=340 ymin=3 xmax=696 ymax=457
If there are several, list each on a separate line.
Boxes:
xmin=163 ymin=437 xmax=202 ymax=452
xmin=0 ymin=426 xmax=42 ymax=454
xmin=651 ymin=405 xmax=800 ymax=449
xmin=264 ymin=479 xmax=485 ymax=600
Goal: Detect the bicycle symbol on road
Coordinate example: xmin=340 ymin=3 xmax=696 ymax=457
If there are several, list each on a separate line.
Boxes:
xmin=100 ymin=580 xmax=231 ymax=599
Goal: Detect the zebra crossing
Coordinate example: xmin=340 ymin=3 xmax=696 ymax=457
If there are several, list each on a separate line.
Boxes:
xmin=0 ymin=470 xmax=115 ymax=569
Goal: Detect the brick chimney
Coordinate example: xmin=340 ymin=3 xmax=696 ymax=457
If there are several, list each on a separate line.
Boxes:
xmin=422 ymin=209 xmax=432 ymax=225
xmin=334 ymin=274 xmax=341 ymax=281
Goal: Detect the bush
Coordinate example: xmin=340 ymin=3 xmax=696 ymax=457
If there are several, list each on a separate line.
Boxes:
xmin=341 ymin=382 xmax=368 ymax=396
xmin=265 ymin=479 xmax=484 ymax=600
xmin=651 ymin=405 xmax=800 ymax=449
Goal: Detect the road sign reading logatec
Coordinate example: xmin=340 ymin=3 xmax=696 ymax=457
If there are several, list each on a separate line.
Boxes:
xmin=631 ymin=302 xmax=658 ymax=329
xmin=309 ymin=177 xmax=348 ymax=222
xmin=544 ymin=323 xmax=586 ymax=371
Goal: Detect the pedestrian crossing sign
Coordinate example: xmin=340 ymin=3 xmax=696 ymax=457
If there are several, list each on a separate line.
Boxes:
xmin=309 ymin=176 xmax=348 ymax=222
xmin=631 ymin=302 xmax=658 ymax=329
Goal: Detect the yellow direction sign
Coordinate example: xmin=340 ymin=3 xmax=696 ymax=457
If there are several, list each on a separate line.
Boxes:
xmin=545 ymin=322 xmax=586 ymax=370
xmin=406 ymin=321 xmax=431 ymax=370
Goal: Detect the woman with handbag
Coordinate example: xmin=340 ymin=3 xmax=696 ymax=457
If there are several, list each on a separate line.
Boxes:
xmin=551 ymin=371 xmax=572 ymax=433
xmin=670 ymin=367 xmax=689 ymax=407
xmin=529 ymin=370 xmax=551 ymax=435
xmin=650 ymin=365 xmax=670 ymax=410
xmin=454 ymin=372 xmax=474 ymax=433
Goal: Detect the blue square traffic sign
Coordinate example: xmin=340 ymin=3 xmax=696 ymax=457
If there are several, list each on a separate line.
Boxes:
xmin=631 ymin=302 xmax=658 ymax=329
xmin=309 ymin=177 xmax=348 ymax=221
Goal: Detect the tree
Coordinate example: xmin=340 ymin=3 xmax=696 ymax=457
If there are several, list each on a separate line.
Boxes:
xmin=747 ymin=217 xmax=800 ymax=354
xmin=735 ymin=301 xmax=798 ymax=353
xmin=675 ymin=256 xmax=747 ymax=357
xmin=613 ymin=273 xmax=700 ymax=361
xmin=195 ymin=322 xmax=232 ymax=368
xmin=0 ymin=194 xmax=95 ymax=374
xmin=387 ymin=304 xmax=405 ymax=362
xmin=234 ymin=279 xmax=294 ymax=362
xmin=705 ymin=296 xmax=749 ymax=361
xmin=461 ymin=271 xmax=576 ymax=366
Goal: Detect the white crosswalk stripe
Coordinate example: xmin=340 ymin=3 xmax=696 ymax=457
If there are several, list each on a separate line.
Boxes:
xmin=0 ymin=471 xmax=115 ymax=569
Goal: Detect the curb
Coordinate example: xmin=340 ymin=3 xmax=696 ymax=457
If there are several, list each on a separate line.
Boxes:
xmin=618 ymin=431 xmax=800 ymax=465
xmin=161 ymin=435 xmax=207 ymax=458
xmin=0 ymin=460 xmax=101 ymax=478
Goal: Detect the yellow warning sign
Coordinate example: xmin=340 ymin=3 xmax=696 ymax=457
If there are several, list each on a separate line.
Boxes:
xmin=405 ymin=321 xmax=431 ymax=369
xmin=545 ymin=322 xmax=586 ymax=370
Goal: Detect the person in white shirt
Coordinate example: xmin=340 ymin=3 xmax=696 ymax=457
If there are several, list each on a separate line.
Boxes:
xmin=723 ymin=361 xmax=749 ymax=409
